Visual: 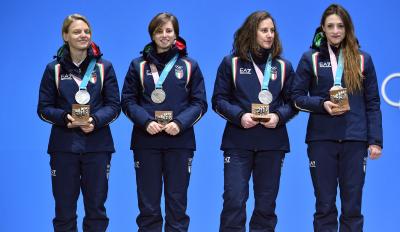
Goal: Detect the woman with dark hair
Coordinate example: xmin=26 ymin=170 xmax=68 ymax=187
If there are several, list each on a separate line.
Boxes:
xmin=212 ymin=11 xmax=297 ymax=231
xmin=292 ymin=4 xmax=383 ymax=231
xmin=37 ymin=14 xmax=120 ymax=231
xmin=121 ymin=12 xmax=207 ymax=232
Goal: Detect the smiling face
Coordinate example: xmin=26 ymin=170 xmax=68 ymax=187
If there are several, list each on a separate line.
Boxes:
xmin=152 ymin=21 xmax=176 ymax=53
xmin=256 ymin=18 xmax=275 ymax=49
xmin=63 ymin=19 xmax=91 ymax=52
xmin=322 ymin=14 xmax=345 ymax=47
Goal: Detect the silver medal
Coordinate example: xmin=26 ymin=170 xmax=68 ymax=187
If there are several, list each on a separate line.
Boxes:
xmin=258 ymin=90 xmax=273 ymax=104
xmin=75 ymin=89 xmax=90 ymax=104
xmin=151 ymin=89 xmax=166 ymax=104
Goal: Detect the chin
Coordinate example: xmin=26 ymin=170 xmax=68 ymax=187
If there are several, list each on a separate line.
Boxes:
xmin=329 ymin=39 xmax=343 ymax=46
xmin=77 ymin=43 xmax=89 ymax=49
xmin=331 ymin=42 xmax=342 ymax=47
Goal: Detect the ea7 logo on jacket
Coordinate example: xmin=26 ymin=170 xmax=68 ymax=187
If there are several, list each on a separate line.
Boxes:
xmin=60 ymin=73 xmax=73 ymax=80
xmin=319 ymin=62 xmax=331 ymax=68
xmin=240 ymin=68 xmax=252 ymax=75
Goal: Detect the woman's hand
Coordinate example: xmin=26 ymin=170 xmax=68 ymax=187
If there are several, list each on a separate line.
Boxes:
xmin=164 ymin=122 xmax=180 ymax=136
xmin=66 ymin=114 xmax=80 ymax=128
xmin=323 ymin=101 xmax=346 ymax=116
xmin=369 ymin=144 xmax=382 ymax=160
xmin=80 ymin=117 xmax=95 ymax=134
xmin=241 ymin=113 xmax=259 ymax=129
xmin=261 ymin=113 xmax=279 ymax=128
xmin=146 ymin=121 xmax=164 ymax=135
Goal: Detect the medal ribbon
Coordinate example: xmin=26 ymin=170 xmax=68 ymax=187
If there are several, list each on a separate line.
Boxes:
xmin=79 ymin=59 xmax=97 ymax=90
xmin=149 ymin=54 xmax=179 ymax=89
xmin=328 ymin=44 xmax=344 ymax=87
xmin=250 ymin=54 xmax=272 ymax=91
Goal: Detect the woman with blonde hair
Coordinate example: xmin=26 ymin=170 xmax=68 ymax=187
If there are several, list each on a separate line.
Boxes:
xmin=38 ymin=14 xmax=120 ymax=231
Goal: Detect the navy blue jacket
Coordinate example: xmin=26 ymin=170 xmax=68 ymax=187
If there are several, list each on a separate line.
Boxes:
xmin=38 ymin=43 xmax=121 ymax=154
xmin=292 ymin=38 xmax=383 ymax=147
xmin=212 ymin=53 xmax=297 ymax=152
xmin=121 ymin=38 xmax=207 ymax=150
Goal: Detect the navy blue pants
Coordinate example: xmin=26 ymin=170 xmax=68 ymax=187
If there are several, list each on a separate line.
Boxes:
xmin=50 ymin=152 xmax=111 ymax=232
xmin=133 ymin=149 xmax=194 ymax=232
xmin=220 ymin=150 xmax=285 ymax=232
xmin=307 ymin=141 xmax=368 ymax=232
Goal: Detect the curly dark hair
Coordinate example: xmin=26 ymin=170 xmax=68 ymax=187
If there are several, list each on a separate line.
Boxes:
xmin=232 ymin=11 xmax=282 ymax=61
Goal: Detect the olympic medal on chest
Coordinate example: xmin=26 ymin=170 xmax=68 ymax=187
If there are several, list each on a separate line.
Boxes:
xmin=72 ymin=90 xmax=91 ymax=126
xmin=151 ymin=89 xmax=166 ymax=104
xmin=258 ymin=90 xmax=273 ymax=104
xmin=75 ymin=89 xmax=90 ymax=105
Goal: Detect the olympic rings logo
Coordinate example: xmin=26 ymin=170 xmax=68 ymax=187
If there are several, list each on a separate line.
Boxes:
xmin=381 ymin=73 xmax=400 ymax=108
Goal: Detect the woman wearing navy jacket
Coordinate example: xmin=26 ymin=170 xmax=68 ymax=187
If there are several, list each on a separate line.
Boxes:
xmin=292 ymin=4 xmax=383 ymax=232
xmin=212 ymin=11 xmax=297 ymax=231
xmin=37 ymin=14 xmax=120 ymax=231
xmin=121 ymin=13 xmax=207 ymax=232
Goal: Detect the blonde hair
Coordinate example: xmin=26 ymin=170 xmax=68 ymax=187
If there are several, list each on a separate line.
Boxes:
xmin=61 ymin=14 xmax=91 ymax=43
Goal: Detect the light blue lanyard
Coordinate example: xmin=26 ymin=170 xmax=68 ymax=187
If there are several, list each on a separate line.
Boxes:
xmin=251 ymin=53 xmax=272 ymax=90
xmin=155 ymin=54 xmax=179 ymax=89
xmin=79 ymin=59 xmax=97 ymax=90
xmin=262 ymin=54 xmax=273 ymax=90
xmin=334 ymin=50 xmax=344 ymax=86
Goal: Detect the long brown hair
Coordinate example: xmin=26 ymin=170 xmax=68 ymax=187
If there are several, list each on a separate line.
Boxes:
xmin=321 ymin=4 xmax=363 ymax=93
xmin=233 ymin=11 xmax=282 ymax=61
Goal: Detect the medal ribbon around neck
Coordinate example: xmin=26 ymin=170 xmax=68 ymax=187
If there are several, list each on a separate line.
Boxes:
xmin=150 ymin=54 xmax=179 ymax=89
xmin=328 ymin=44 xmax=344 ymax=87
xmin=75 ymin=58 xmax=96 ymax=104
xmin=250 ymin=53 xmax=273 ymax=91
xmin=79 ymin=59 xmax=97 ymax=90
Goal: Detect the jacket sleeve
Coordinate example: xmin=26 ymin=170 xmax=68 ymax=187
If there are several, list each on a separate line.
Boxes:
xmin=363 ymin=54 xmax=383 ymax=147
xmin=272 ymin=61 xmax=298 ymax=125
xmin=121 ymin=61 xmax=153 ymax=129
xmin=212 ymin=57 xmax=245 ymax=127
xmin=292 ymin=53 xmax=327 ymax=113
xmin=37 ymin=64 xmax=68 ymax=126
xmin=174 ymin=61 xmax=208 ymax=131
xmin=91 ymin=63 xmax=121 ymax=129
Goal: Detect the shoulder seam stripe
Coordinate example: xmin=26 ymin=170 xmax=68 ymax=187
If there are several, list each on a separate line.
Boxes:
xmin=182 ymin=59 xmax=192 ymax=88
xmin=232 ymin=57 xmax=238 ymax=88
xmin=312 ymin=52 xmax=319 ymax=85
xmin=139 ymin=61 xmax=147 ymax=92
xmin=277 ymin=59 xmax=286 ymax=90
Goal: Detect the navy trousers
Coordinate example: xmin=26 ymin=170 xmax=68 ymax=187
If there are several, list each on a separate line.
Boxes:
xmin=50 ymin=152 xmax=111 ymax=232
xmin=220 ymin=150 xmax=285 ymax=232
xmin=307 ymin=141 xmax=368 ymax=232
xmin=133 ymin=149 xmax=194 ymax=232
